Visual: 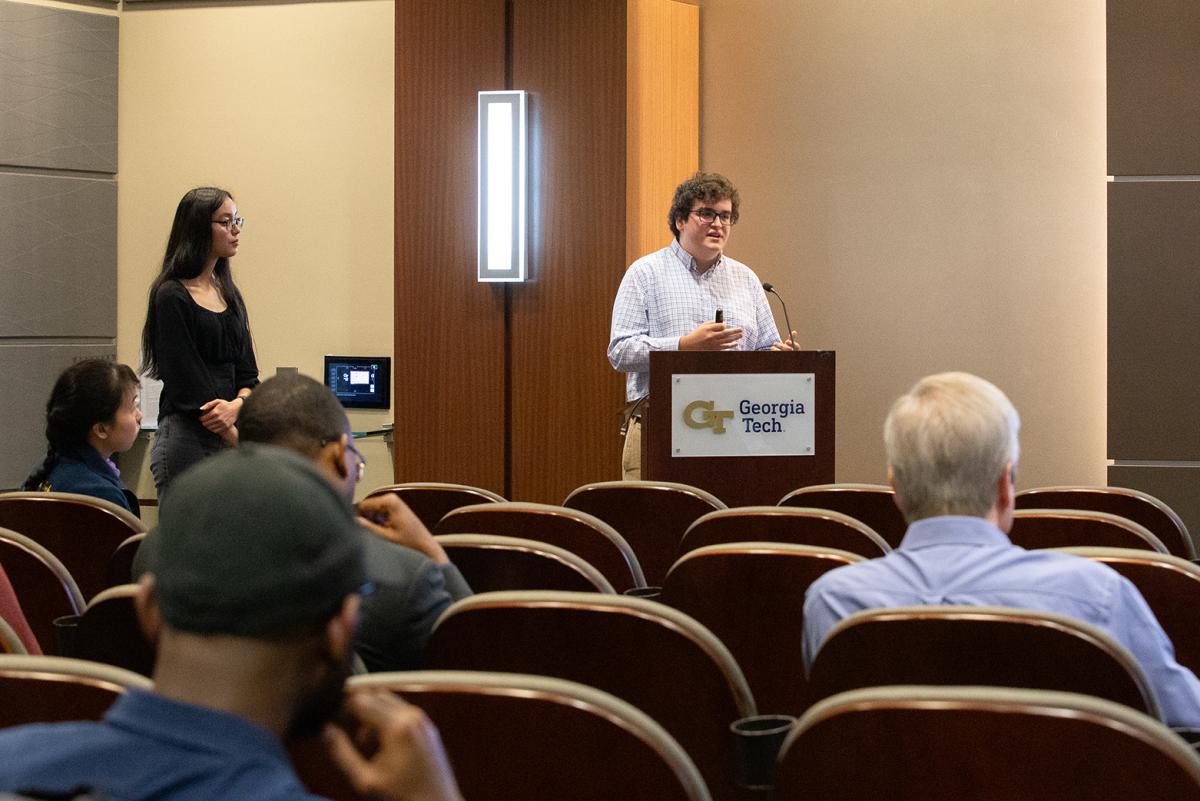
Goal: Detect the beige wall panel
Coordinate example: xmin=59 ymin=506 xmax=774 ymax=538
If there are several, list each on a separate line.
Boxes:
xmin=698 ymin=0 xmax=1106 ymax=488
xmin=626 ymin=0 xmax=699 ymax=264
xmin=117 ymin=1 xmax=394 ymax=498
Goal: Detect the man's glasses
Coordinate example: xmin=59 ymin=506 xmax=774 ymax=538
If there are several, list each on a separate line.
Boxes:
xmin=211 ymin=217 xmax=245 ymax=231
xmin=690 ymin=208 xmax=735 ymax=226
xmin=347 ymin=441 xmax=367 ymax=482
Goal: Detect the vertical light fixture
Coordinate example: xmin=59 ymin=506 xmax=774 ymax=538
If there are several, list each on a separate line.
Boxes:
xmin=478 ymin=90 xmax=527 ymax=282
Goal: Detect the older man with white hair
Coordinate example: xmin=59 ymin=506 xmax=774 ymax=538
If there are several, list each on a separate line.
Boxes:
xmin=802 ymin=371 xmax=1200 ymax=728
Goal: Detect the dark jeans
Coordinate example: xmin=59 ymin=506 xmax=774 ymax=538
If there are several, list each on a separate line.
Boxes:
xmin=151 ymin=413 xmax=226 ymax=498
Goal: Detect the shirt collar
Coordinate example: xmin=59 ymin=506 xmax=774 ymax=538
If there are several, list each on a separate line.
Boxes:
xmin=669 ymin=238 xmax=723 ymax=276
xmin=62 ymin=443 xmax=122 ymax=481
xmin=105 ymin=688 xmax=293 ymax=765
xmin=898 ymin=515 xmax=1014 ymax=550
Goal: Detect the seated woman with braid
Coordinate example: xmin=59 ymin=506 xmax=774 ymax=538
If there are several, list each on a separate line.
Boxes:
xmin=22 ymin=360 xmax=143 ymax=517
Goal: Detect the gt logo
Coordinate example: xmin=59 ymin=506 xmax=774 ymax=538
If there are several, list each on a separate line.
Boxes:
xmin=683 ymin=400 xmax=735 ymax=434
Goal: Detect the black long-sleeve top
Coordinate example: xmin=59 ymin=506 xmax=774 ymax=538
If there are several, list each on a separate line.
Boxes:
xmin=153 ymin=279 xmax=259 ymax=420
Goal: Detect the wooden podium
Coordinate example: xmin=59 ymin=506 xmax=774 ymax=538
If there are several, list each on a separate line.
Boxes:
xmin=644 ymin=350 xmax=835 ymax=507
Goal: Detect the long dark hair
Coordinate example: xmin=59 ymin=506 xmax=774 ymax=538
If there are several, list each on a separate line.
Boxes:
xmin=140 ymin=187 xmax=249 ymax=379
xmin=23 ymin=360 xmax=141 ymax=491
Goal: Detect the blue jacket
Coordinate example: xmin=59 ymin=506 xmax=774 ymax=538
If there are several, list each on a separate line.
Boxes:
xmin=45 ymin=445 xmax=140 ymax=518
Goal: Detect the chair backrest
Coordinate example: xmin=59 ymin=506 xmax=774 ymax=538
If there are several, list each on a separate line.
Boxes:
xmin=807 ymin=605 xmax=1159 ymax=717
xmin=0 ymin=528 xmax=84 ymax=655
xmin=563 ymin=481 xmax=726 ymax=586
xmin=434 ymin=501 xmax=646 ymax=591
xmin=1057 ymin=546 xmax=1200 ymax=676
xmin=426 ymin=591 xmax=754 ymax=801
xmin=0 ymin=564 xmax=39 ymax=655
xmin=436 ymin=534 xmax=615 ymax=593
xmin=1019 ymin=486 xmax=1196 ymax=559
xmin=0 ymin=492 xmax=145 ymax=601
xmin=1010 ymin=508 xmax=1168 ymax=553
xmin=778 ymin=483 xmax=907 ymax=549
xmin=774 ymin=686 xmax=1200 ymax=801
xmin=678 ymin=506 xmax=889 ymax=561
xmin=293 ymin=671 xmax=712 ymax=801
xmin=72 ymin=584 xmax=155 ymax=677
xmin=0 ymin=654 xmax=152 ymax=729
xmin=661 ymin=543 xmax=864 ymax=715
xmin=105 ymin=533 xmax=146 ymax=591
xmin=363 ymin=482 xmax=506 ymax=529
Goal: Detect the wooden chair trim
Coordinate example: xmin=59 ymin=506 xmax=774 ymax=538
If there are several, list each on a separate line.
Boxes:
xmin=564 ymin=480 xmax=728 ymax=511
xmin=0 ymin=617 xmax=27 ymax=655
xmin=0 ymin=491 xmax=145 ymax=532
xmin=1054 ymin=546 xmax=1200 ymax=578
xmin=1014 ymin=508 xmax=1169 ymax=553
xmin=783 ymin=684 xmax=1200 ymax=781
xmin=435 ymin=534 xmax=617 ymax=593
xmin=86 ymin=583 xmax=140 ymax=610
xmin=686 ymin=506 xmax=892 ymax=553
xmin=115 ymin=533 xmax=147 ymax=552
xmin=0 ymin=653 xmax=153 ymax=691
xmin=434 ymin=502 xmax=646 ymax=586
xmin=433 ymin=590 xmax=757 ymax=716
xmin=823 ymin=604 xmax=1160 ymax=719
xmin=1019 ymin=485 xmax=1194 ymax=558
xmin=667 ymin=542 xmax=866 ymax=576
xmin=0 ymin=527 xmax=85 ymax=611
xmin=364 ymin=482 xmax=507 ymax=502
xmin=778 ymin=483 xmax=893 ymax=505
xmin=351 ymin=670 xmax=712 ymax=801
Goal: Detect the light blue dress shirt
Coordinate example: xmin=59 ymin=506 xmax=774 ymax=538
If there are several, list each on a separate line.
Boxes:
xmin=802 ymin=515 xmax=1200 ymax=728
xmin=608 ymin=239 xmax=782 ymax=402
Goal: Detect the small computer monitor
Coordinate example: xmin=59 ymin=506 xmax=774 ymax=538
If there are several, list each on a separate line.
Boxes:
xmin=324 ymin=356 xmax=391 ymax=410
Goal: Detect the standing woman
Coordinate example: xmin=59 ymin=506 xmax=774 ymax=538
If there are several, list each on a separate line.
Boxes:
xmin=141 ymin=187 xmax=258 ymax=495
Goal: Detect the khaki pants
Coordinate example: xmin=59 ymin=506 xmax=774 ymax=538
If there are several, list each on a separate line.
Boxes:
xmin=621 ymin=417 xmax=642 ymax=480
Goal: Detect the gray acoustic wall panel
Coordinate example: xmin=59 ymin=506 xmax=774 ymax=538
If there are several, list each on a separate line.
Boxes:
xmin=0 ymin=1 xmax=117 ymax=173
xmin=0 ymin=171 xmax=116 ymax=337
xmin=1108 ymin=180 xmax=1200 ymax=460
xmin=1109 ymin=465 xmax=1200 ymax=556
xmin=0 ymin=341 xmax=116 ymax=489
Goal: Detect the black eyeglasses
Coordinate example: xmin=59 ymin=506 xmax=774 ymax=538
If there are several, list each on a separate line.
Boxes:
xmin=320 ymin=436 xmax=367 ymax=481
xmin=690 ymin=208 xmax=735 ymax=226
xmin=211 ymin=216 xmax=245 ymax=231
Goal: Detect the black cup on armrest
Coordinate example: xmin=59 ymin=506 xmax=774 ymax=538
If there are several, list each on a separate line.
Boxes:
xmin=731 ymin=714 xmax=797 ymax=790
xmin=623 ymin=586 xmax=663 ymax=600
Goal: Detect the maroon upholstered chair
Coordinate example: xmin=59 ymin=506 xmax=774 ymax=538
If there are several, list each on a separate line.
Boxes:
xmin=0 ymin=527 xmax=84 ymax=655
xmin=363 ymin=482 xmax=505 ymax=529
xmin=1018 ymin=486 xmax=1195 ymax=559
xmin=661 ymin=543 xmax=864 ymax=715
xmin=435 ymin=534 xmax=615 ymax=593
xmin=563 ymin=481 xmax=725 ymax=586
xmin=0 ymin=654 xmax=151 ymax=729
xmin=778 ymin=483 xmax=907 ymax=549
xmin=678 ymin=506 xmax=889 ymax=561
xmin=70 ymin=584 xmax=156 ymax=677
xmin=774 ymin=686 xmax=1200 ymax=801
xmin=434 ymin=501 xmax=645 ymax=591
xmin=1010 ymin=509 xmax=1168 ymax=553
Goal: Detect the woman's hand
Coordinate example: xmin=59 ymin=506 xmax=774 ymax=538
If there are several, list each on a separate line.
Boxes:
xmin=199 ymin=397 xmax=242 ymax=436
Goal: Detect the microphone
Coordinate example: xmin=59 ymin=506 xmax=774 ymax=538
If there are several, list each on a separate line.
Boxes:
xmin=762 ymin=283 xmax=796 ymax=350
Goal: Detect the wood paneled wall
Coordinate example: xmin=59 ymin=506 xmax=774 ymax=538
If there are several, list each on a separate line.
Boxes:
xmin=396 ymin=0 xmax=697 ymax=504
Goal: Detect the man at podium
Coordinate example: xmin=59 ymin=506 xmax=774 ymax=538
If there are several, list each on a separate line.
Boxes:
xmin=608 ymin=171 xmax=797 ymax=479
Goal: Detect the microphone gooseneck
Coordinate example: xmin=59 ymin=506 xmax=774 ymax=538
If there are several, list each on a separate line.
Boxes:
xmin=762 ymin=282 xmax=796 ymax=350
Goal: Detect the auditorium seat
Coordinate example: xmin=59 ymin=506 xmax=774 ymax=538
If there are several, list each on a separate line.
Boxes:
xmin=774 ymin=686 xmax=1200 ymax=801
xmin=0 ymin=492 xmax=145 ymax=601
xmin=104 ymin=533 xmax=145 ymax=591
xmin=0 ymin=654 xmax=151 ymax=729
xmin=777 ymin=483 xmax=907 ymax=548
xmin=1018 ymin=485 xmax=1196 ymax=559
xmin=0 ymin=528 xmax=84 ymax=655
xmin=294 ymin=671 xmax=712 ymax=801
xmin=661 ymin=543 xmax=864 ymax=715
xmin=363 ymin=482 xmax=505 ymax=529
xmin=68 ymin=584 xmax=155 ymax=677
xmin=1057 ymin=546 xmax=1200 ymax=675
xmin=677 ymin=506 xmax=889 ymax=561
xmin=806 ymin=605 xmax=1157 ymax=717
xmin=435 ymin=534 xmax=615 ymax=593
xmin=1010 ymin=508 xmax=1168 ymax=553
xmin=563 ymin=480 xmax=726 ymax=586
xmin=426 ymin=590 xmax=754 ymax=801
xmin=433 ymin=501 xmax=645 ymax=591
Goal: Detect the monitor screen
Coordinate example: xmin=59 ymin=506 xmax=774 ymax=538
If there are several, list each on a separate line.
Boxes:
xmin=324 ymin=356 xmax=391 ymax=410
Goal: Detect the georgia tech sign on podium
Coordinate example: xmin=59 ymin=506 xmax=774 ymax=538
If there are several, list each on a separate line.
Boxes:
xmin=671 ymin=373 xmax=816 ymax=458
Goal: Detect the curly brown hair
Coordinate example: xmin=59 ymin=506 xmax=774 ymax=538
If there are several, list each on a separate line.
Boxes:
xmin=668 ymin=172 xmax=740 ymax=239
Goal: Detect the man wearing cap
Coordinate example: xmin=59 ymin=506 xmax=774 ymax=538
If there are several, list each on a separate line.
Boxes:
xmin=0 ymin=446 xmax=464 ymax=801
xmin=234 ymin=371 xmax=472 ymax=671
